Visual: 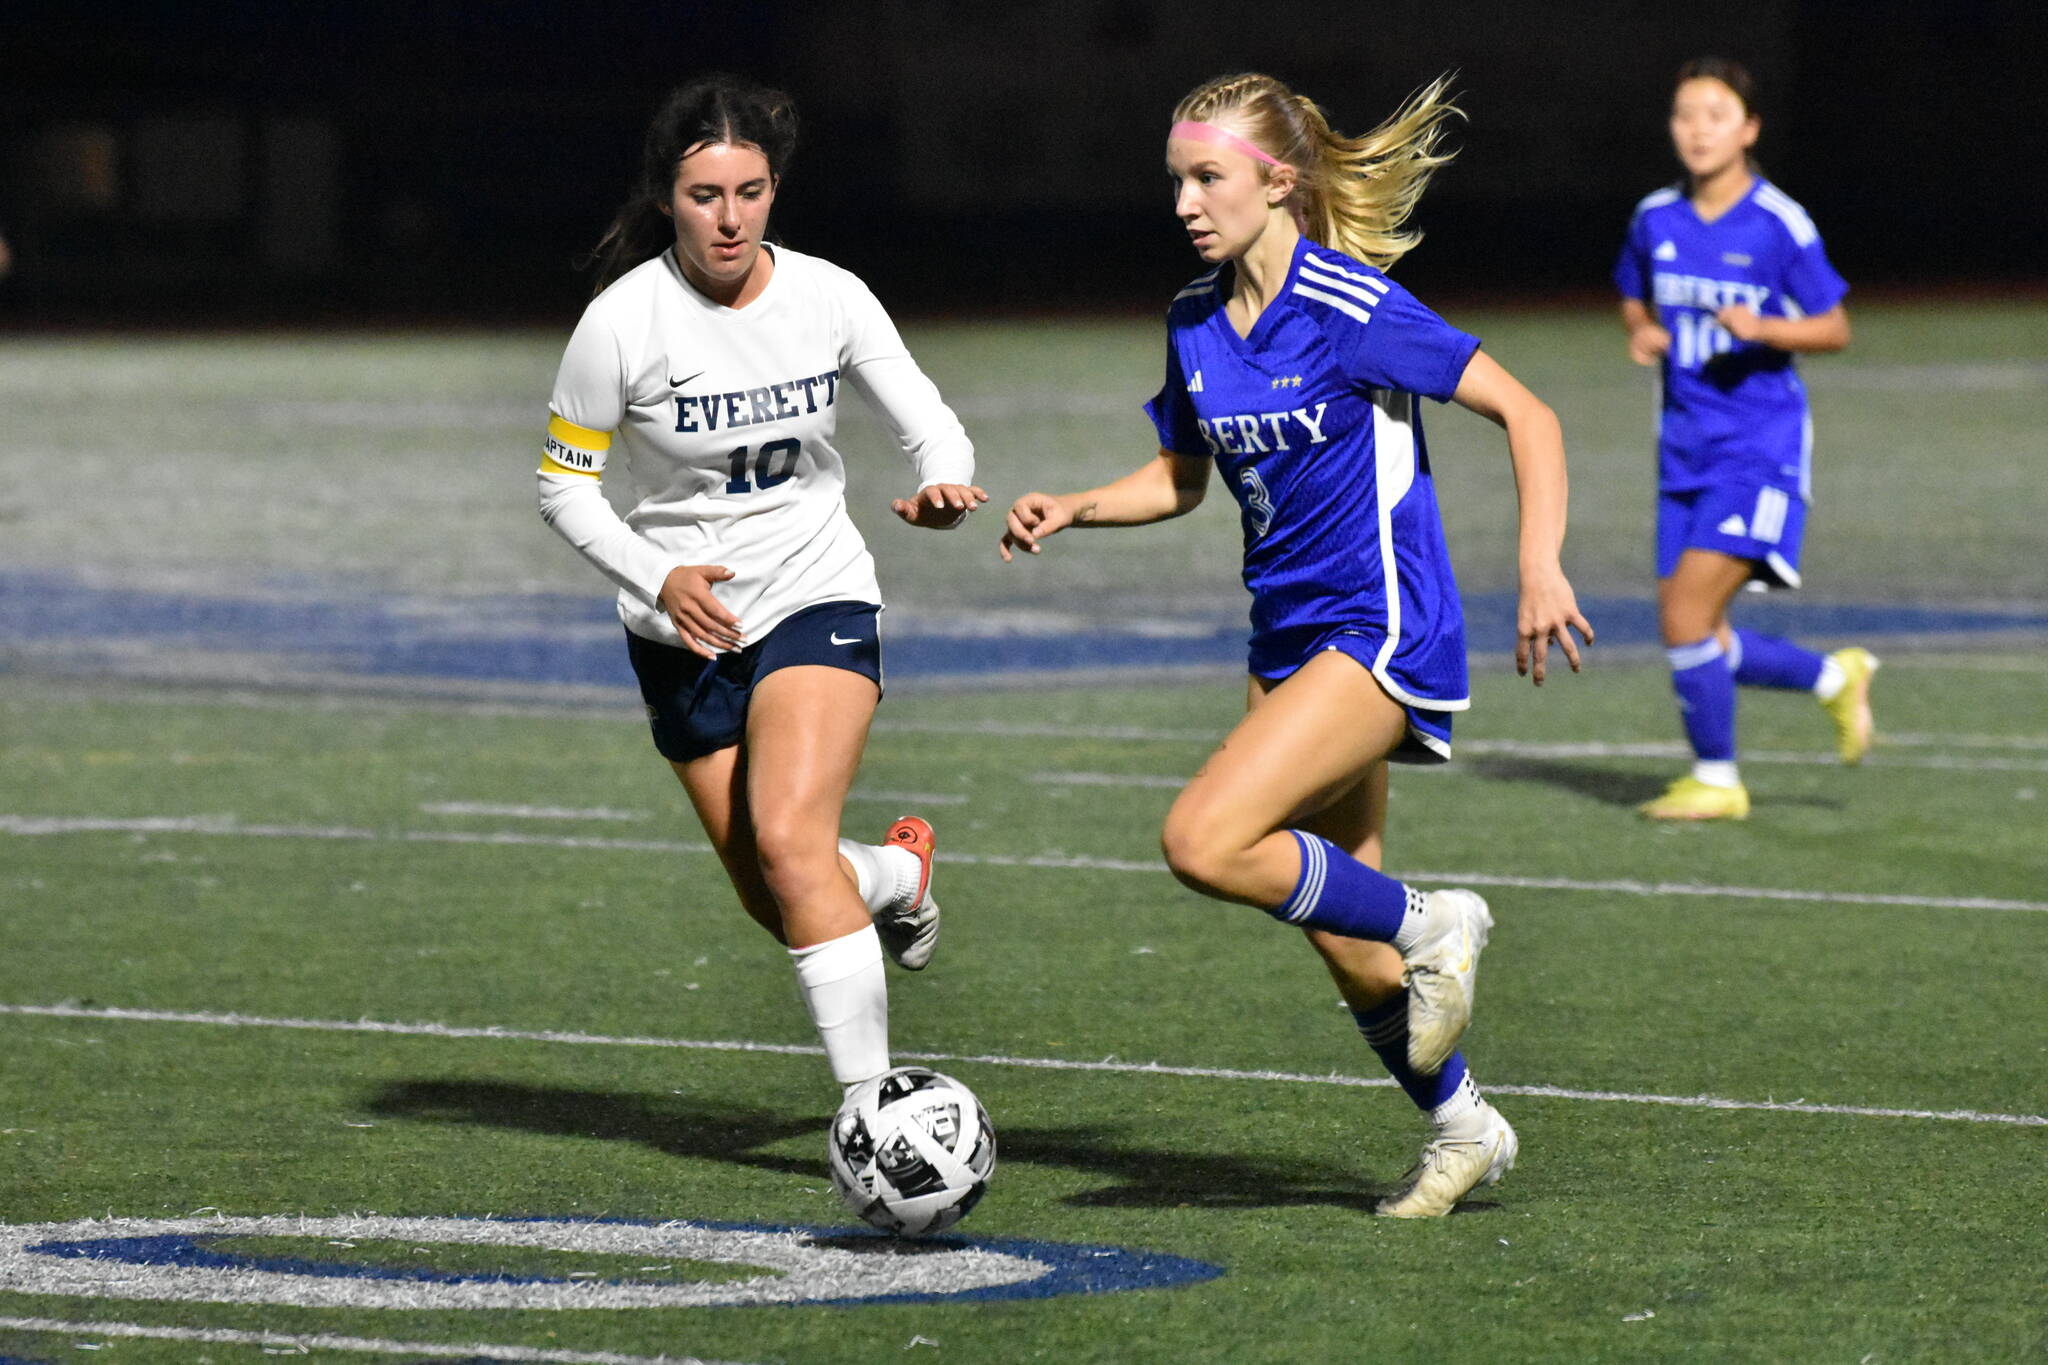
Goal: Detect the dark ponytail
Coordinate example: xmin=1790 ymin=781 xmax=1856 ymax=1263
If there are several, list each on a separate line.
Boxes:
xmin=586 ymin=73 xmax=800 ymax=295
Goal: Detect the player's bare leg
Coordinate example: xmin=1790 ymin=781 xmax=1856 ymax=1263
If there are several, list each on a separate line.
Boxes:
xmin=1162 ymin=652 xmax=1412 ymax=908
xmin=1163 ymin=653 xmax=1491 ymax=1072
xmin=1290 ymin=760 xmax=1405 ymax=1012
xmin=670 ymin=665 xmax=884 ymax=948
xmin=1658 ymin=547 xmax=1754 ymax=648
xmin=674 ymin=743 xmax=784 ymax=940
xmin=1237 ymin=675 xmax=1405 ymax=1008
xmin=724 ymin=664 xmax=891 ymax=1086
xmin=743 ymin=665 xmax=880 ymax=948
xmin=1214 ymin=665 xmax=1511 ymax=1215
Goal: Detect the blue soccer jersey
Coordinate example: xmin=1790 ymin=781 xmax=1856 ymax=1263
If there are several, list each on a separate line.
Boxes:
xmin=1614 ymin=178 xmax=1848 ymax=499
xmin=1145 ymin=236 xmax=1481 ymax=708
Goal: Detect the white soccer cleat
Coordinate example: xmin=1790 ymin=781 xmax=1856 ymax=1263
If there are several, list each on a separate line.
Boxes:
xmin=1402 ymin=889 xmax=1492 ymax=1074
xmin=875 ymin=815 xmax=940 ymax=970
xmin=1375 ymin=1103 xmax=1518 ymax=1218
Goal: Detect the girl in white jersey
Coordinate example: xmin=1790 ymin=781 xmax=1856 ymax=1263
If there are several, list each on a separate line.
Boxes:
xmin=538 ymin=75 xmax=988 ymax=1095
xmin=1002 ymin=73 xmax=1591 ymax=1216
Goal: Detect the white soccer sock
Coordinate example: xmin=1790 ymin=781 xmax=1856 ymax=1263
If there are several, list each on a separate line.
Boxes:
xmin=1430 ymin=1071 xmax=1488 ymax=1137
xmin=788 ymin=924 xmax=890 ymax=1086
xmin=837 ymin=839 xmax=921 ymax=914
xmin=1813 ymin=657 xmax=1848 ymax=701
xmin=1691 ymin=759 xmax=1742 ymax=789
xmin=1390 ymin=886 xmax=1431 ymax=955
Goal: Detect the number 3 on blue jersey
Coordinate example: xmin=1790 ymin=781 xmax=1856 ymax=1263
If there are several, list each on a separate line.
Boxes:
xmin=1239 ymin=466 xmax=1275 ymax=539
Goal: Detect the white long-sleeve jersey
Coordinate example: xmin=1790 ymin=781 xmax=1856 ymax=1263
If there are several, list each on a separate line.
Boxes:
xmin=537 ymin=245 xmax=974 ymax=648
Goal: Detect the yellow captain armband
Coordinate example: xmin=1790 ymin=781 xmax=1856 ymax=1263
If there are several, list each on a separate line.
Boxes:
xmin=540 ymin=414 xmax=611 ymax=477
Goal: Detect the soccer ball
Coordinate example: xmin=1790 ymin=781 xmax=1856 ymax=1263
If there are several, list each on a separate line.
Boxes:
xmin=827 ymin=1066 xmax=995 ymax=1237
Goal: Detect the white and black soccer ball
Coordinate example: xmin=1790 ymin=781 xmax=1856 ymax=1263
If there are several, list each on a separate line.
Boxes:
xmin=827 ymin=1066 xmax=995 ymax=1237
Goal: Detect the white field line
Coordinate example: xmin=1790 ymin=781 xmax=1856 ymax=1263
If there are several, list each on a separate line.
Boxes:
xmin=3 ymin=1003 xmax=2040 ymax=1129
xmin=845 ymin=788 xmax=970 ymax=806
xmin=1452 ymin=739 xmax=2048 ymax=772
xmin=877 ymin=719 xmax=1218 ymax=742
xmin=1881 ymin=732 xmax=2048 ymax=751
xmin=1028 ymin=744 xmax=2048 ymax=775
xmin=1036 ymin=772 xmax=1184 ymax=789
xmin=421 ymin=802 xmax=646 ymax=821
xmin=4 ymin=814 xmax=2044 ymax=913
xmin=0 ymin=1314 xmax=731 ymax=1365
xmin=1879 ymin=655 xmax=2048 ymax=673
xmin=884 ymin=718 xmax=2048 ymax=761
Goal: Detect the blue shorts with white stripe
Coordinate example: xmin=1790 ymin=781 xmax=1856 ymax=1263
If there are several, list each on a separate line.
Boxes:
xmin=1657 ymin=481 xmax=1809 ymax=588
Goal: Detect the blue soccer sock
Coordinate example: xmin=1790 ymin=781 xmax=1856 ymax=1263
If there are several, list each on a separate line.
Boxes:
xmin=1669 ymin=637 xmax=1738 ymax=780
xmin=1353 ymin=995 xmax=1477 ymax=1122
xmin=1267 ymin=831 xmax=1426 ymax=945
xmin=1728 ymin=628 xmax=1826 ymax=692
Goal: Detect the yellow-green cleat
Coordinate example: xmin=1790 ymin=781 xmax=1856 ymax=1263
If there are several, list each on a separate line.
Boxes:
xmin=1821 ymin=647 xmax=1880 ymax=764
xmin=1639 ymin=775 xmax=1751 ymax=821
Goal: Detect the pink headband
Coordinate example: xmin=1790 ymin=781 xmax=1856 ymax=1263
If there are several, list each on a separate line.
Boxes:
xmin=1169 ymin=120 xmax=1284 ymax=168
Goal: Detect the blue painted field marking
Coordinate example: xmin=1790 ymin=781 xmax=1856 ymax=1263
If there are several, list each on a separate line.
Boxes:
xmin=13 ymin=1215 xmax=1222 ymax=1308
xmin=3 ymin=568 xmax=2043 ymax=688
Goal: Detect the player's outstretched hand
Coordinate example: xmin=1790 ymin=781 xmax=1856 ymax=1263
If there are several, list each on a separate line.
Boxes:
xmin=659 ymin=563 xmax=744 ymax=660
xmin=999 ymin=492 xmax=1073 ymax=562
xmin=1516 ymin=566 xmax=1594 ymax=685
xmin=892 ymin=483 xmax=989 ymax=530
xmin=1627 ymin=323 xmax=1671 ymax=366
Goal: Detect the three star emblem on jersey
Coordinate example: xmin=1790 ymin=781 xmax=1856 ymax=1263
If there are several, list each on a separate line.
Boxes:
xmin=1268 ymin=375 xmax=1303 ymax=389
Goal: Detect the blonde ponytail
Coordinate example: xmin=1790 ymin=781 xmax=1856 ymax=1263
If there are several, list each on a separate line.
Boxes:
xmin=1173 ymin=72 xmax=1462 ymax=270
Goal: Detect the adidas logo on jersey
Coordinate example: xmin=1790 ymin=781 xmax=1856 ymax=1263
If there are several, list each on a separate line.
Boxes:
xmin=1654 ymin=241 xmax=1679 ymax=261
xmin=1188 ymin=369 xmax=1204 ymax=393
xmin=1717 ymin=514 xmax=1748 ymax=536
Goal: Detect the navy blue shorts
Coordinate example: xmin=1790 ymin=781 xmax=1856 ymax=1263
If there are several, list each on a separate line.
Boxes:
xmin=626 ymin=600 xmax=883 ymax=763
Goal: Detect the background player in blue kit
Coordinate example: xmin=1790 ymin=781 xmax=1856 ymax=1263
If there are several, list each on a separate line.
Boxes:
xmin=1001 ymin=72 xmax=1593 ymax=1217
xmin=1616 ymin=58 xmax=1875 ymax=821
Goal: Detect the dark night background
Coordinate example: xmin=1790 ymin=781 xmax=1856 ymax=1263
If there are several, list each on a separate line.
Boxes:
xmin=1 ymin=0 xmax=2040 ymax=326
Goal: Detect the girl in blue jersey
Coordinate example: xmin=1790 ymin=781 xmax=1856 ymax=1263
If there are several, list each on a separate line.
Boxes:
xmin=1616 ymin=58 xmax=1874 ymax=821
xmin=1001 ymin=72 xmax=1593 ymax=1217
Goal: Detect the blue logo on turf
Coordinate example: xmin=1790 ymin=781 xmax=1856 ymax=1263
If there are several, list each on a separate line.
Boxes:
xmin=1 ymin=1214 xmax=1222 ymax=1310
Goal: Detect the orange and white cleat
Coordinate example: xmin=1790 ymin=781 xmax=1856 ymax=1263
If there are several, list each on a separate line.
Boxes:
xmin=876 ymin=815 xmax=941 ymax=970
